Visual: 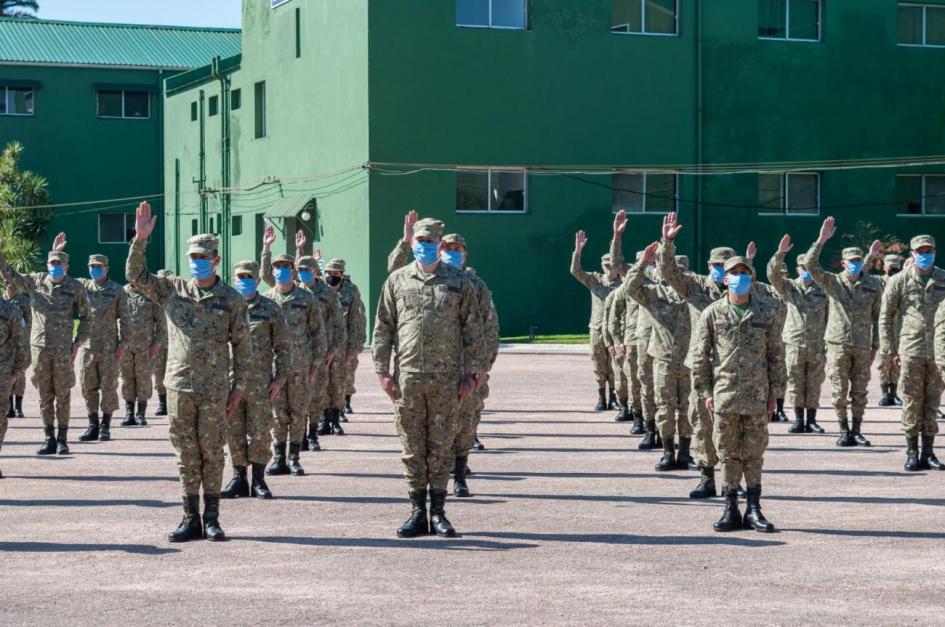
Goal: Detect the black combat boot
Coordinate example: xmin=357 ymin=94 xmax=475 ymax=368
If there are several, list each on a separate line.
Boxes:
xmin=121 ymin=400 xmax=136 ymax=427
xmin=56 ymin=426 xmax=69 ymax=455
xmin=251 ymin=463 xmax=273 ymax=499
xmin=904 ymin=436 xmax=921 ymax=471
xmin=344 ymin=395 xmax=354 ymax=414
xmin=638 ymin=423 xmax=658 ymax=450
xmin=99 ymin=414 xmax=112 ymax=441
xmin=136 ymin=402 xmax=148 ymax=426
xmin=331 ymin=408 xmax=345 ymax=435
xmin=788 ymin=408 xmax=806 ymax=433
xmin=835 ymin=418 xmax=855 ymax=447
xmin=774 ymin=399 xmax=788 ymax=422
xmin=266 ymin=443 xmax=289 ymax=476
xmin=287 ymin=443 xmax=305 ymax=476
xmin=851 ymin=417 xmax=870 ymax=447
xmin=317 ymin=409 xmax=332 ymax=436
xmin=167 ymin=495 xmax=202 ymax=542
xmin=921 ymin=435 xmax=945 ymax=471
xmin=338 ymin=406 xmax=349 ymax=423
xmin=429 ymin=488 xmax=456 ymax=537
xmin=806 ymin=408 xmax=825 ymax=434
xmin=6 ymin=396 xmax=12 ymax=418
xmin=595 ymin=388 xmax=606 ymax=411
xmin=614 ymin=405 xmax=632 ymax=422
xmin=453 ymin=455 xmax=471 ymax=497
xmin=37 ymin=426 xmax=56 ymax=455
xmin=220 ymin=466 xmax=249 ymax=499
xmin=608 ymin=387 xmax=619 ymax=410
xmin=629 ymin=413 xmax=645 ymax=435
xmin=13 ymin=395 xmax=23 ymax=418
xmin=689 ymin=467 xmax=718 ymax=499
xmin=155 ymin=393 xmax=168 ymax=416
xmin=891 ymin=384 xmax=902 ymax=406
xmin=397 ymin=488 xmax=429 ymax=538
xmin=743 ymin=486 xmax=775 ymax=532
xmin=676 ymin=437 xmax=698 ymax=470
xmin=655 ymin=436 xmax=676 ymax=471
xmin=713 ymin=487 xmax=742 ymax=532
xmin=79 ymin=413 xmax=99 ymax=442
xmin=202 ymin=495 xmax=225 ymax=541
xmin=473 ymin=435 xmax=485 ymax=451
xmin=878 ymin=384 xmax=893 ymax=407
xmin=306 ymin=419 xmax=321 ymax=452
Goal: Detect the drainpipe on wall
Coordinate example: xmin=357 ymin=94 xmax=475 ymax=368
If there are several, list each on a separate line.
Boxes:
xmin=212 ymin=56 xmax=233 ymax=282
xmin=174 ymin=158 xmax=181 ymax=274
xmin=197 ymin=89 xmax=207 ymax=233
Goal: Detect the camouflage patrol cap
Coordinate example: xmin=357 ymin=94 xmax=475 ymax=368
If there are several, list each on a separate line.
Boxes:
xmin=325 ymin=258 xmax=346 ymax=272
xmin=297 ymin=255 xmax=317 ymax=270
xmin=675 ymin=255 xmax=689 ymax=271
xmin=414 ymin=218 xmax=444 ymax=239
xmin=442 ymin=233 xmax=467 ymax=248
xmin=88 ymin=254 xmax=108 ymax=266
xmin=272 ymin=254 xmax=295 ymax=266
xmin=723 ymin=255 xmax=755 ymax=274
xmin=796 ymin=254 xmax=808 ymax=266
xmin=884 ymin=254 xmax=904 ymax=267
xmin=187 ymin=234 xmax=219 ymax=256
xmin=234 ymin=260 xmax=259 ymax=278
xmin=842 ymin=247 xmax=864 ymax=260
xmin=911 ymin=234 xmax=936 ymax=250
xmin=47 ymin=251 xmax=69 ymax=264
xmin=157 ymin=269 xmax=173 ymax=278
xmin=708 ymin=247 xmax=736 ymax=264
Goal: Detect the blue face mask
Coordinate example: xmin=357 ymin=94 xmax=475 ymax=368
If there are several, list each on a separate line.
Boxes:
xmin=412 ymin=241 xmax=439 ymax=266
xmin=189 ymin=258 xmax=214 ymax=280
xmin=845 ymin=261 xmax=863 ymax=277
xmin=799 ymin=270 xmax=813 ymax=283
xmin=915 ymin=252 xmax=936 ymax=271
xmin=709 ymin=265 xmax=725 ymax=284
xmin=235 ymin=277 xmax=257 ymax=298
xmin=727 ymin=274 xmax=752 ymax=296
xmin=274 ymin=266 xmax=293 ymax=285
xmin=89 ymin=266 xmax=105 ymax=281
xmin=47 ymin=264 xmax=65 ymax=280
xmin=298 ymin=270 xmax=314 ymax=285
xmin=441 ymin=250 xmax=464 ymax=269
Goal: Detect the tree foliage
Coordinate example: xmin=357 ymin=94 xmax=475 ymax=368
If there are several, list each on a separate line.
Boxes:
xmin=0 ymin=141 xmax=51 ymax=272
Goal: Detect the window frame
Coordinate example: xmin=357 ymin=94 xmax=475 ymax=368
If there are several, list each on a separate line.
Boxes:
xmin=896 ymin=174 xmax=945 ymax=216
xmin=611 ymin=172 xmax=679 ymax=214
xmin=455 ymin=168 xmax=529 ymax=214
xmin=0 ymin=86 xmax=35 ymax=117
xmin=757 ymin=172 xmax=821 ymax=216
xmin=456 ymin=0 xmax=528 ymax=30
xmin=611 ymin=0 xmax=681 ymax=37
xmin=254 ymin=81 xmax=267 ymax=139
xmin=98 ymin=213 xmax=134 ymax=244
xmin=898 ymin=3 xmax=945 ymax=48
xmin=96 ymin=89 xmax=151 ymax=120
xmin=758 ymin=0 xmax=823 ymax=43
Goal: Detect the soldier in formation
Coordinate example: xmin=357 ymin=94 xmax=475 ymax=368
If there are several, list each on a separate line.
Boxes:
xmin=120 ymin=279 xmax=165 ymax=429
xmin=5 ymin=284 xmax=30 ymax=419
xmin=0 ymin=287 xmax=28 ymax=478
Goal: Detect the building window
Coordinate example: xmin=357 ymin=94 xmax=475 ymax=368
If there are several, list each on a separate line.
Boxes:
xmin=232 ymin=215 xmax=243 ymax=236
xmin=456 ymin=0 xmax=527 ymax=29
xmin=272 ymin=0 xmax=290 ymax=7
xmin=456 ymin=169 xmax=527 ymax=213
xmin=295 ymin=7 xmax=302 ymax=58
xmin=898 ymin=3 xmax=945 ymax=47
xmin=231 ymin=89 xmax=242 ymax=110
xmin=612 ymin=0 xmax=679 ymax=35
xmin=758 ymin=0 xmax=822 ymax=41
xmin=758 ymin=172 xmax=820 ymax=214
xmin=97 ymin=89 xmax=150 ymax=119
xmin=254 ymin=81 xmax=267 ymax=139
xmin=190 ymin=101 xmax=197 ymax=121
xmin=897 ymin=175 xmax=945 ymax=215
xmin=208 ymin=95 xmax=219 ymax=116
xmin=191 ymin=219 xmax=198 ymax=235
xmin=612 ymin=172 xmax=677 ymax=213
xmin=0 ymin=86 xmax=34 ymax=116
xmin=98 ymin=213 xmax=135 ymax=244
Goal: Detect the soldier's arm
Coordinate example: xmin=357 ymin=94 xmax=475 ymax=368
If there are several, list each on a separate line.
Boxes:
xmin=934 ymin=303 xmax=945 ymax=376
xmin=73 ymin=285 xmax=91 ymax=347
xmin=766 ymin=311 xmax=787 ymax=401
xmin=328 ymin=291 xmax=345 ymax=355
xmin=125 ymin=237 xmax=170 ymax=306
xmin=480 ymin=284 xmax=501 ymax=367
xmin=228 ymin=297 xmax=253 ymax=396
xmin=609 ymin=233 xmax=630 ymax=275
xmin=570 ymin=248 xmax=599 ymax=290
xmin=879 ymin=276 xmax=902 ymax=355
xmin=659 ymin=239 xmax=696 ymax=301
xmin=116 ymin=287 xmax=130 ymax=350
xmin=458 ymin=276 xmax=485 ymax=374
xmin=691 ymin=312 xmax=715 ymax=400
xmin=805 ymin=241 xmax=841 ymax=300
xmin=260 ymin=249 xmax=275 ymax=288
xmin=11 ymin=309 xmax=28 ymax=373
xmin=156 ymin=309 xmax=168 ymax=347
xmin=766 ymin=252 xmax=793 ymax=301
xmin=387 ymin=240 xmax=411 ymax=274
xmin=309 ymin=300 xmax=328 ymax=363
xmin=271 ymin=307 xmax=290 ymax=386
xmin=346 ymin=286 xmax=366 ymax=357
xmin=601 ymin=293 xmax=614 ymax=348
xmin=372 ymin=278 xmax=397 ymax=374
xmin=608 ymin=290 xmax=627 ymax=349
xmin=871 ymin=281 xmax=882 ymax=352
xmin=626 ymin=260 xmax=655 ymax=310
xmin=0 ymin=251 xmax=33 ymax=296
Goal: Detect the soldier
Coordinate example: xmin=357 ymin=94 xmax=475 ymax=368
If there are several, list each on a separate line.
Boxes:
xmin=0 ymin=233 xmax=90 ymax=455
xmin=884 ymin=235 xmax=945 ymax=471
xmin=152 ymin=270 xmax=171 ymax=418
xmin=120 ymin=281 xmax=165 ymax=430
xmin=220 ymin=260 xmax=289 ymax=499
xmin=603 ymin=286 xmax=630 ymax=421
xmin=373 ymin=217 xmax=484 ymax=538
xmin=259 ymin=234 xmax=326 ymax=477
xmin=767 ymin=237 xmax=829 ymax=434
xmin=0 ymin=293 xmax=28 ymax=479
xmin=126 ymin=201 xmax=252 ymax=542
xmin=318 ymin=258 xmax=364 ymax=434
xmin=76 ymin=252 xmax=128 ymax=443
xmin=5 ymin=284 xmax=30 ymax=418
xmin=806 ymin=217 xmax=883 ymax=448
xmin=878 ymin=254 xmax=904 ymax=407
xmin=692 ymin=256 xmax=784 ymax=533
xmin=571 ymin=228 xmax=621 ymax=411
xmin=607 ymin=252 xmax=644 ymax=427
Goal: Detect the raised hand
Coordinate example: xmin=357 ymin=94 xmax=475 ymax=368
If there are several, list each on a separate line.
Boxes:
xmin=662 ymin=212 xmax=683 ymax=241
xmin=869 ymin=239 xmax=884 ymax=258
xmin=745 ymin=241 xmax=757 ymax=261
xmin=52 ymin=232 xmax=67 ymax=252
xmin=313 ymin=248 xmax=322 ymax=262
xmin=818 ymin=216 xmax=836 ymax=244
xmin=575 ymin=230 xmax=588 ymax=253
xmin=262 ymin=224 xmax=276 ymax=250
xmin=295 ymin=229 xmax=307 ymax=251
xmin=403 ymin=210 xmax=418 ymax=243
xmin=777 ymin=234 xmax=794 ymax=255
xmin=134 ymin=201 xmax=157 ymax=240
xmin=613 ymin=209 xmax=628 ymax=237
xmin=641 ymin=240 xmax=659 ymax=265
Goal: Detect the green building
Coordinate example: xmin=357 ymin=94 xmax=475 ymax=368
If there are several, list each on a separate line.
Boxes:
xmin=163 ymin=0 xmax=945 ymax=337
xmin=0 ymin=17 xmax=241 ymax=279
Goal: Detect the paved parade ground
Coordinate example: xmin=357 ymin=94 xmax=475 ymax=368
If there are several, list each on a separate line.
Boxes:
xmin=2 ymin=350 xmax=945 ymax=625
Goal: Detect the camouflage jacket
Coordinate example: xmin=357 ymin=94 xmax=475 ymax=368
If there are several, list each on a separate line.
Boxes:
xmin=806 ymin=241 xmax=882 ymax=350
xmin=932 ymin=301 xmax=945 ymax=374
xmin=9 ymin=292 xmax=31 ymax=330
xmin=125 ymin=237 xmax=253 ymax=395
xmin=78 ymin=278 xmax=128 ymax=353
xmin=606 ymin=289 xmax=639 ymax=349
xmin=334 ymin=278 xmax=367 ymax=356
xmin=264 ymin=284 xmax=327 ymax=374
xmin=878 ymin=274 xmax=903 ymax=348
xmin=468 ymin=268 xmax=500 ymax=369
xmin=602 ymin=290 xmax=618 ymax=349
xmin=0 ymin=257 xmax=90 ymax=350
xmin=571 ymin=250 xmax=621 ymax=331
xmin=692 ymin=295 xmax=786 ymax=416
xmin=373 ymin=261 xmax=483 ymax=376
xmin=241 ymin=293 xmax=291 ymax=389
xmin=624 ymin=259 xmax=691 ymax=365
xmin=0 ymin=299 xmax=28 ymax=376
xmin=767 ymin=252 xmax=828 ymax=349
xmin=122 ymin=284 xmax=165 ymax=352
xmin=880 ymin=265 xmax=945 ymax=360
xmin=388 ymin=239 xmax=411 ymax=274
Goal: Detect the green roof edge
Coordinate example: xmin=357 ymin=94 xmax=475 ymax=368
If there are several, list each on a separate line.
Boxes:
xmin=0 ymin=16 xmax=240 ymax=34
xmin=165 ymin=53 xmax=243 ymax=95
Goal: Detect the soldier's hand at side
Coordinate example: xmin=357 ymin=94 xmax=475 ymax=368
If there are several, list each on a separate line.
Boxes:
xmin=149 ymin=343 xmax=159 ymax=359
xmin=474 ymin=370 xmax=488 ymax=392
xmin=134 ymin=201 xmax=157 ymax=240
xmin=377 ymin=373 xmax=400 ymax=402
xmin=619 ymin=344 xmax=627 ymax=357
xmin=575 ymin=230 xmax=588 ymax=253
xmin=458 ymin=374 xmax=476 ymax=402
xmin=662 ymin=212 xmax=682 ymax=241
xmin=52 ymin=232 xmax=67 ymax=252
xmin=115 ymin=346 xmax=124 ymax=362
xmin=704 ymin=396 xmax=715 ymax=417
xmin=777 ymin=234 xmax=793 ymax=255
xmin=893 ymin=353 xmax=901 ymax=369
xmin=613 ymin=210 xmax=628 ymax=237
xmin=6 ymin=375 xmax=15 ymax=388
xmin=267 ymin=381 xmax=282 ymax=404
xmin=325 ymin=350 xmax=335 ymax=367
xmin=308 ymin=365 xmax=319 ymax=383
xmin=607 ymin=346 xmax=616 ymax=360
xmin=71 ymin=343 xmax=78 ymax=364
xmin=767 ymin=397 xmax=776 ymax=416
xmin=870 ymin=349 xmax=877 ymax=365
xmin=818 ymin=216 xmax=836 ymax=244
xmin=226 ymin=391 xmax=241 ymax=417
xmin=403 ymin=210 xmax=418 ymax=243
xmin=347 ymin=351 xmax=358 ymax=365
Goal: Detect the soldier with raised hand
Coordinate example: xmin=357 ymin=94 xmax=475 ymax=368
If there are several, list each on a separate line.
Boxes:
xmin=120 ymin=280 xmax=165 ymax=430
xmin=603 ymin=286 xmax=630 ymax=422
xmin=693 ymin=256 xmax=784 ymax=533
xmin=126 ymin=201 xmax=252 ymax=542
xmin=5 ymin=284 xmax=30 ymax=418
xmin=884 ymin=235 xmax=945 ymax=471
xmin=607 ymin=253 xmax=643 ymax=426
xmin=319 ymin=258 xmax=365 ymax=434
xmin=878 ymin=254 xmax=905 ymax=407
xmin=152 ymin=270 xmax=171 ymax=418
xmin=806 ymin=217 xmax=884 ymax=448
xmin=374 ymin=217 xmax=484 ymax=538
xmin=0 ymin=292 xmax=27 ymax=479
xmin=259 ymin=230 xmax=326 ymax=477
xmin=767 ymin=236 xmax=829 ymax=435
xmin=221 ymin=260 xmax=288 ymax=499
xmin=0 ymin=233 xmax=90 ymax=455
xmin=75 ymin=251 xmax=129 ymax=443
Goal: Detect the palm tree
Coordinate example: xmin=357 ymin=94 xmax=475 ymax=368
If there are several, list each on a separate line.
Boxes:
xmin=1 ymin=1 xmax=39 ymax=18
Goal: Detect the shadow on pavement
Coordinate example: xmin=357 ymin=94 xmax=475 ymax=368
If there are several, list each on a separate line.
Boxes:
xmin=237 ymin=535 xmax=537 ymax=552
xmin=79 ymin=451 xmax=175 ymax=458
xmin=789 ymin=528 xmax=945 ymax=540
xmin=5 ymin=474 xmax=178 ymax=483
xmin=765 ymin=468 xmax=914 ymax=478
xmin=477 ymin=493 xmax=714 ymax=507
xmin=276 ymin=495 xmax=506 ymax=506
xmin=0 ymin=541 xmax=179 ymax=555
xmin=465 ymin=531 xmax=784 ymax=548
xmin=0 ymin=498 xmax=177 ymax=508
xmin=768 ymin=495 xmax=945 ymax=506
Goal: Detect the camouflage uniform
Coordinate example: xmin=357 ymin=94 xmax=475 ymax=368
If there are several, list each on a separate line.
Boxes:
xmin=878 ymin=255 xmax=904 ymax=394
xmin=9 ymin=292 xmax=30 ymax=400
xmin=126 ymin=235 xmax=252 ymax=498
xmin=120 ymin=284 xmax=165 ymax=404
xmin=327 ymin=263 xmax=366 ymax=411
xmin=806 ymin=242 xmax=882 ymax=432
xmin=602 ymin=290 xmax=628 ymax=408
xmin=0 ymin=298 xmax=29 ymax=471
xmin=571 ymin=246 xmax=620 ymax=395
xmin=607 ymin=283 xmax=642 ymax=417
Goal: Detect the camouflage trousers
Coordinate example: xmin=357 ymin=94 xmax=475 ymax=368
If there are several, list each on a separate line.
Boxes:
xmin=120 ymin=347 xmax=153 ymax=402
xmin=79 ymin=347 xmax=120 ymax=415
xmin=636 ymin=343 xmax=657 ymax=424
xmin=826 ymin=343 xmax=872 ymax=422
xmin=308 ymin=362 xmax=330 ymax=426
xmin=167 ymin=388 xmax=227 ymax=497
xmin=612 ymin=353 xmax=628 ymax=406
xmin=689 ymin=386 xmax=718 ymax=469
xmin=623 ymin=344 xmax=642 ymax=414
xmin=0 ymin=370 xmax=12 ymax=452
xmin=345 ymin=351 xmax=360 ymax=396
xmin=31 ymin=346 xmax=75 ymax=428
xmin=13 ymin=370 xmax=24 ymax=396
xmin=394 ymin=371 xmax=461 ymax=492
xmin=453 ymin=376 xmax=490 ymax=455
xmin=714 ymin=413 xmax=768 ymax=489
xmin=272 ymin=372 xmax=313 ymax=446
xmin=328 ymin=355 xmax=349 ymax=409
xmin=879 ymin=352 xmax=901 ymax=386
xmin=653 ymin=358 xmax=691 ymax=439
xmin=227 ymin=379 xmax=274 ymax=467
xmin=153 ymin=347 xmax=167 ymax=395
xmin=899 ymin=357 xmax=942 ymax=438
xmin=785 ymin=344 xmax=827 ymax=409
xmin=590 ymin=329 xmax=614 ymax=388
